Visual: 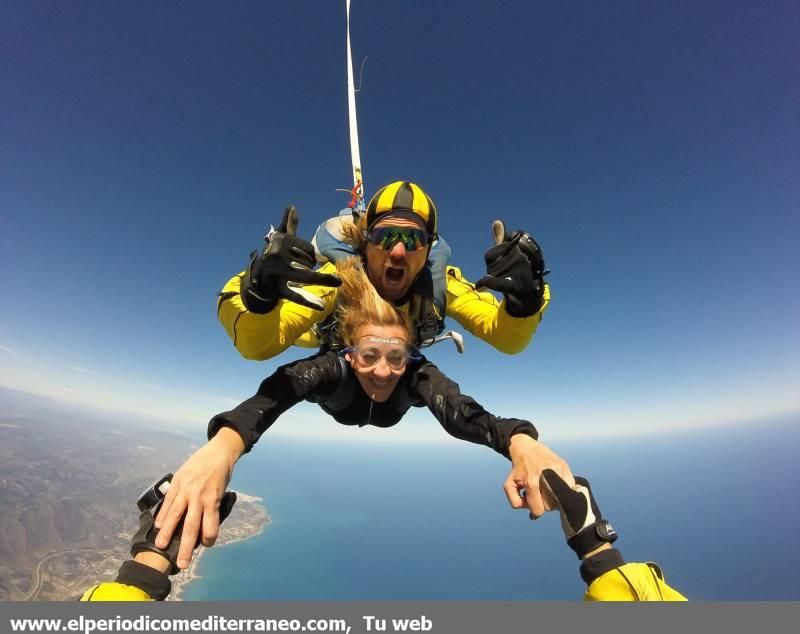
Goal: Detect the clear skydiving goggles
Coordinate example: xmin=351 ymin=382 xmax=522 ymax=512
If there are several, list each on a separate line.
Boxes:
xmin=364 ymin=226 xmax=429 ymax=252
xmin=343 ymin=337 xmax=423 ymax=371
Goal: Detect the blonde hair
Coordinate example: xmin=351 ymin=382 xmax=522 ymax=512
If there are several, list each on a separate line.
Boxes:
xmin=340 ymin=218 xmax=367 ymax=252
xmin=335 ymin=257 xmax=410 ymax=347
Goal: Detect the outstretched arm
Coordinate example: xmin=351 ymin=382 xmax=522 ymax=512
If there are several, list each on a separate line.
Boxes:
xmin=541 ymin=469 xmax=687 ymax=601
xmin=153 ymin=429 xmax=245 ymax=569
xmin=155 ymin=352 xmax=342 ymax=568
xmin=412 ymin=361 xmax=573 ymax=517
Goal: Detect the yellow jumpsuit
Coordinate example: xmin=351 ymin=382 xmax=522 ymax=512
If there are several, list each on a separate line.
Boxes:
xmin=217 ymin=264 xmax=550 ymax=360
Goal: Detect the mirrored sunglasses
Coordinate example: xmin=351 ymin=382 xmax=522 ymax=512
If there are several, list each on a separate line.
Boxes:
xmin=366 ymin=226 xmax=429 ymax=252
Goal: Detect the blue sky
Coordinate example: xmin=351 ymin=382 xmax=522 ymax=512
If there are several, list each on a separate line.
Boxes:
xmin=1 ymin=0 xmax=798 ymax=441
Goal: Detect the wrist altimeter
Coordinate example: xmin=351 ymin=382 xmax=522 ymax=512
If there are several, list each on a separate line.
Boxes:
xmin=568 ymin=518 xmax=619 ymax=559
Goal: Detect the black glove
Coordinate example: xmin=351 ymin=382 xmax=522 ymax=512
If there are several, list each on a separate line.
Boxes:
xmin=241 ymin=206 xmax=342 ymax=313
xmin=130 ymin=489 xmax=237 ymax=575
xmin=540 ymin=469 xmax=618 ymax=560
xmin=475 ymin=220 xmax=547 ymax=317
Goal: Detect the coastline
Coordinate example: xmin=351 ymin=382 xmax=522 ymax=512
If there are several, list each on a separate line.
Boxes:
xmin=168 ymin=545 xmax=208 ymax=601
xmin=169 ymin=491 xmax=271 ymax=601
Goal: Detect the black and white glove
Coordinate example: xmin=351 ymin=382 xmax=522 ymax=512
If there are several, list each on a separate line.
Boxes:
xmin=241 ymin=206 xmax=342 ymax=313
xmin=540 ymin=469 xmax=618 ymax=560
xmin=475 ymin=220 xmax=547 ymax=317
xmin=130 ymin=486 xmax=237 ymax=575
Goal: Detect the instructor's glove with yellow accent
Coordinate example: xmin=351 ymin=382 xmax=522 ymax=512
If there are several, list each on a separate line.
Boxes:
xmin=540 ymin=469 xmax=618 ymax=560
xmin=242 ymin=206 xmax=341 ymax=313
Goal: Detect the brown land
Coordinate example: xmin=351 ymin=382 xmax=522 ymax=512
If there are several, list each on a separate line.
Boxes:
xmin=0 ymin=387 xmax=269 ymax=601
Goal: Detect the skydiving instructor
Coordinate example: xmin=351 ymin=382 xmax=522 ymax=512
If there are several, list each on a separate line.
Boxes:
xmin=216 ymin=180 xmax=551 ymax=360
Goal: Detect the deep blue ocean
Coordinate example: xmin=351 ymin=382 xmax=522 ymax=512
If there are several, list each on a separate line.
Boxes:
xmin=182 ymin=418 xmax=800 ymax=600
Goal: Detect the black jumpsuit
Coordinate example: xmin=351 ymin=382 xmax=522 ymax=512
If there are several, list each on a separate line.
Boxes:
xmin=208 ymin=351 xmax=537 ymax=458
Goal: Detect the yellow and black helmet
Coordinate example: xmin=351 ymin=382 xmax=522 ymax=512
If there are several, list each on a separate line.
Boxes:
xmin=364 ymin=181 xmax=437 ymax=236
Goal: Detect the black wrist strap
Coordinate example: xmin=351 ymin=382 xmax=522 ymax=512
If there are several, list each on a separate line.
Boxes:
xmin=579 ymin=548 xmax=625 ymax=586
xmin=567 ymin=519 xmax=618 ymax=560
xmin=115 ymin=560 xmax=172 ymax=601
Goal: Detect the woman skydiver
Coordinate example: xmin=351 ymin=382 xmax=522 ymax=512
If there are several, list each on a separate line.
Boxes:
xmin=155 ymin=257 xmax=573 ymax=570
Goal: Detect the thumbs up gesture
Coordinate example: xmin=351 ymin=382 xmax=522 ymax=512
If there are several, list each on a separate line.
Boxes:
xmin=475 ymin=220 xmax=547 ymax=318
xmin=242 ymin=206 xmax=342 ymax=313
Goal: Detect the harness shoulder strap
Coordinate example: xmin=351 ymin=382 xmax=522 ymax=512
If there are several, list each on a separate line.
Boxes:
xmin=410 ymin=236 xmax=451 ymax=346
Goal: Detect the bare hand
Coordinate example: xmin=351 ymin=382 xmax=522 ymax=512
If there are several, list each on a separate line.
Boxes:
xmin=154 ymin=429 xmax=243 ymax=569
xmin=503 ymin=434 xmax=574 ymax=519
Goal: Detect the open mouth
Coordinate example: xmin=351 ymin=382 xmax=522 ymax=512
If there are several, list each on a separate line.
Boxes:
xmin=385 ymin=267 xmax=405 ymax=283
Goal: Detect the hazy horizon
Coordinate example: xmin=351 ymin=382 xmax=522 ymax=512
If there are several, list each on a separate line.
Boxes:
xmin=1 ymin=384 xmax=796 ymax=446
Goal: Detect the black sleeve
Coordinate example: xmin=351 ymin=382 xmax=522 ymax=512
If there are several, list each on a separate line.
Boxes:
xmin=411 ymin=361 xmax=538 ymax=458
xmin=579 ymin=548 xmax=626 ymax=586
xmin=114 ymin=561 xmax=171 ymax=601
xmin=207 ymin=352 xmax=342 ymax=452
